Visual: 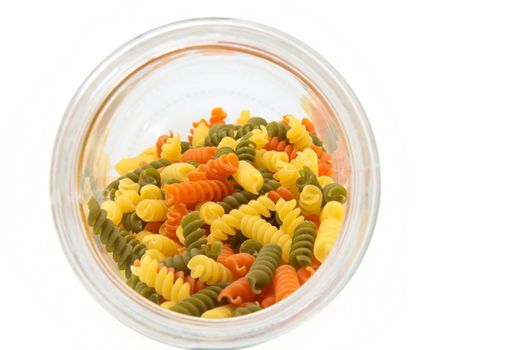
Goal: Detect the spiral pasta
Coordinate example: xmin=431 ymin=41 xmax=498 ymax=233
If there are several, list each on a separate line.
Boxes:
xmin=239 ymin=215 xmax=291 ymax=262
xmin=266 ymin=121 xmax=289 ymax=140
xmin=218 ymin=191 xmax=258 ymax=213
xmin=161 ymin=134 xmax=182 ymax=162
xmin=164 ymin=179 xmax=232 ymax=206
xmin=201 ymin=305 xmax=236 ymax=318
xmin=182 ymin=146 xmax=217 ymax=163
xmin=116 ymin=178 xmax=140 ymax=195
xmin=273 ymin=264 xmax=300 ymax=302
xmin=314 ymin=201 xmax=346 ymax=262
xmin=187 ymin=254 xmax=234 ymax=284
xmin=235 ymin=138 xmax=256 ymax=163
xmin=216 ymin=136 xmax=239 ymax=150
xmin=236 ymin=109 xmax=252 ymax=125
xmin=291 ymin=148 xmax=318 ymax=176
xmin=318 ymin=175 xmax=334 ymax=188
xmin=199 ymin=201 xmax=225 ymax=225
xmin=218 ymin=277 xmax=255 ymax=305
xmin=126 ymin=275 xmax=160 ymax=304
xmin=267 ymin=186 xmax=295 ymax=204
xmin=210 ymin=107 xmax=227 ymax=126
xmin=322 ymin=183 xmax=348 ymax=204
xmin=140 ymin=234 xmax=181 ymax=257
xmin=160 ymin=162 xmax=195 ymax=184
xmin=320 ymin=201 xmax=345 ymax=221
xmin=233 ymin=303 xmax=261 ymax=317
xmin=87 ymin=198 xmax=146 ymax=274
xmin=288 ymin=220 xmax=316 ymax=269
xmin=299 ymin=185 xmax=323 ymax=216
xmin=95 ymin=107 xmax=347 ymax=318
xmin=131 ymin=255 xmax=191 ymax=303
xmin=275 ymin=198 xmax=305 ymax=237
xmin=246 ymin=244 xmax=282 ymax=293
xmin=254 ymin=149 xmax=289 ymax=173
xmin=273 ymin=162 xmax=300 ymax=198
xmin=135 ymin=199 xmax=168 ymax=222
xmin=101 ymin=200 xmax=122 ymax=225
xmin=137 ymin=168 xmax=161 ymax=188
xmin=205 ymin=153 xmax=239 ymax=179
xmin=143 ymin=248 xmax=166 ymax=261
xmin=156 ymin=130 xmax=173 ymax=157
xmin=191 ymin=122 xmax=210 ymax=147
xmin=205 ymin=124 xmax=237 ymax=146
xmin=301 ymin=117 xmax=318 ymax=135
xmin=232 ymin=161 xmax=264 ymax=194
xmin=264 ymin=136 xmax=298 ymax=159
xmin=139 ymin=184 xmax=163 ymax=200
xmin=223 ymin=253 xmax=256 ymax=277
xmin=284 ymin=115 xmax=312 ymax=150
xmin=216 ymin=244 xmax=234 ymax=266
xmin=180 ymin=211 xmax=207 ymax=251
xmin=297 ymin=264 xmax=318 ymax=285
xmin=311 ymin=145 xmax=333 ymax=174
xmin=170 ymin=281 xmax=230 ymax=316
xmin=239 ymin=239 xmax=262 ymax=256
xmin=210 ymin=195 xmax=276 ymax=241
xmin=115 ymin=147 xmax=159 ymax=176
xmin=163 ymin=248 xmax=208 ymax=274
xmin=105 ymin=158 xmax=171 ymax=199
xmin=259 ymin=282 xmax=276 ymax=308
xmin=248 ymin=126 xmax=269 ymax=149
xmin=115 ymin=190 xmax=140 ymax=213
xmin=122 ymin=212 xmax=145 ymax=232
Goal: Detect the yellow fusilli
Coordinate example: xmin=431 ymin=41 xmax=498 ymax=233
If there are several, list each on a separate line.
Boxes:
xmin=131 ymin=255 xmax=191 ymax=303
xmin=192 ymin=122 xmax=210 ymax=147
xmin=318 ymin=175 xmax=334 ymax=188
xmin=284 ymin=115 xmax=312 ymax=150
xmin=249 ymin=126 xmax=270 ymax=149
xmin=201 ymin=305 xmax=236 ymax=318
xmin=236 ymin=109 xmax=251 ymax=125
xmin=139 ymin=184 xmax=163 ymax=200
xmin=210 ymin=195 xmax=275 ymax=241
xmin=299 ymin=185 xmax=323 ymax=216
xmin=232 ymin=160 xmax=263 ymax=194
xmin=239 ymin=215 xmax=291 ymax=261
xmin=255 ymin=149 xmax=289 ymax=172
xmin=101 ymin=200 xmax=122 ymax=225
xmin=143 ymin=248 xmax=166 ymax=261
xmin=273 ymin=162 xmax=300 ymax=198
xmin=199 ymin=201 xmax=225 ymax=225
xmin=115 ymin=190 xmax=140 ymax=213
xmin=314 ymin=201 xmax=346 ymax=262
xmin=135 ymin=199 xmax=168 ymax=222
xmin=160 ymin=162 xmax=195 ymax=184
xmin=275 ymin=198 xmax=305 ymax=237
xmin=161 ymin=134 xmax=182 ymax=162
xmin=140 ymin=234 xmax=181 ymax=256
xmin=187 ymin=255 xmax=234 ymax=284
xmin=320 ymin=201 xmax=346 ymax=221
xmin=291 ymin=148 xmax=318 ymax=176
xmin=115 ymin=178 xmax=140 ymax=197
xmin=217 ymin=136 xmax=239 ymax=149
xmin=114 ymin=146 xmax=159 ymax=175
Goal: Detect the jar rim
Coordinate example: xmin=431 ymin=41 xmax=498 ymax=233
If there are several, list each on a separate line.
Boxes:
xmin=50 ymin=17 xmax=380 ymax=349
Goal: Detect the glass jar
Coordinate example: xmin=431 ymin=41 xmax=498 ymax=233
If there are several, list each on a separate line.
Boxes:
xmin=50 ymin=18 xmax=380 ymax=349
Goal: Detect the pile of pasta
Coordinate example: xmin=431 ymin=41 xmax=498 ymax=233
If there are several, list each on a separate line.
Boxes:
xmin=87 ymin=107 xmax=347 ymax=318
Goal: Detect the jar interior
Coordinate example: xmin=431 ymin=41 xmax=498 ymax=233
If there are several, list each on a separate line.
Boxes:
xmin=80 ymin=44 xmax=353 ymax=296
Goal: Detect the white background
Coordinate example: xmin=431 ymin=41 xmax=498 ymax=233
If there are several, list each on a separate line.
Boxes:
xmin=2 ymin=1 xmax=524 ymax=349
